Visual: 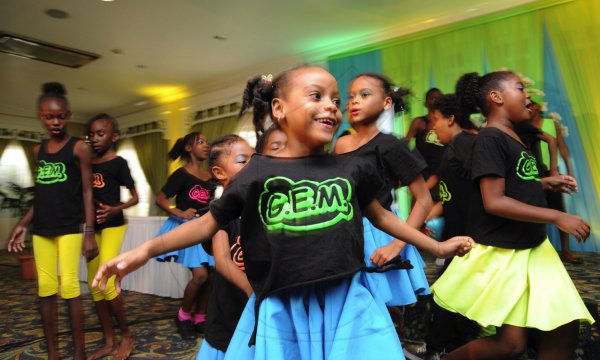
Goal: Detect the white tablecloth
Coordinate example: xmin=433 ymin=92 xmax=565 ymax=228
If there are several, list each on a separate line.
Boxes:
xmin=79 ymin=216 xmax=191 ymax=298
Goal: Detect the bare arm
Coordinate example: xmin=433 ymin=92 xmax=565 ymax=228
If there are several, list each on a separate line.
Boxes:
xmin=363 ymin=199 xmax=473 ymax=260
xmin=93 ymin=211 xmax=220 ymax=292
xmin=536 ymin=131 xmax=558 ymax=176
xmin=480 ymin=176 xmax=589 ymax=241
xmin=426 ymin=202 xmax=444 ymax=222
xmin=96 ymin=186 xmax=140 ymax=224
xmin=212 ymin=230 xmax=252 ymax=297
xmin=369 ymin=175 xmax=434 ymax=265
xmin=554 ymin=122 xmax=573 ymax=175
xmin=75 ymin=140 xmax=98 ymax=262
xmin=405 ymin=117 xmax=426 ymax=140
xmin=155 ymin=191 xmax=196 ymax=219
xmin=7 ymin=207 xmax=34 ymax=252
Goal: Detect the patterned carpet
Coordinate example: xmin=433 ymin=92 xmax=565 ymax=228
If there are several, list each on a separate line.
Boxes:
xmin=0 ymin=250 xmax=598 ymax=359
xmin=0 ymin=251 xmax=202 ymax=359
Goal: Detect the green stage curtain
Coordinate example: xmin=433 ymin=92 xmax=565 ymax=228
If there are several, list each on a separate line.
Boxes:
xmin=191 ymin=115 xmax=239 ymax=143
xmin=131 ymin=132 xmax=168 ymax=198
xmin=381 ymin=9 xmax=542 ymax=129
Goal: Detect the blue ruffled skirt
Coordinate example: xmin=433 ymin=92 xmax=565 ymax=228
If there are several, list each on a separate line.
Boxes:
xmin=154 ymin=216 xmax=214 ymax=268
xmin=363 ymin=211 xmax=430 ymax=306
xmin=197 ymin=340 xmax=225 ymax=360
xmin=224 ymin=272 xmax=404 ymax=360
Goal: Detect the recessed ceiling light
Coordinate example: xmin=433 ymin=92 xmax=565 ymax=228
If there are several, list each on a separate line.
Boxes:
xmin=467 ymin=8 xmax=478 ymax=12
xmin=136 ymin=64 xmax=148 ymax=69
xmin=213 ymin=35 xmax=227 ymax=40
xmin=101 ymin=0 xmax=115 ymax=2
xmin=179 ymin=106 xmax=190 ymax=111
xmin=45 ymin=9 xmax=69 ymax=19
xmin=135 ymin=100 xmax=149 ymax=106
xmin=423 ymin=18 xmax=436 ymax=23
xmin=111 ymin=48 xmax=123 ymax=54
xmin=161 ymin=111 xmax=172 ymax=115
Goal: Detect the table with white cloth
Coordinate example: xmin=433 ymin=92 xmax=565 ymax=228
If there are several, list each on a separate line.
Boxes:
xmin=79 ymin=216 xmax=192 ymax=298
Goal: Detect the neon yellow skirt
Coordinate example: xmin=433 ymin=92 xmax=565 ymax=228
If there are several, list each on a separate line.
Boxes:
xmin=431 ymin=239 xmax=594 ymax=331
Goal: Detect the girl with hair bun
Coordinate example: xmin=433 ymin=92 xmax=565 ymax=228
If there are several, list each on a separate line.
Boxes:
xmin=93 ymin=66 xmax=473 ymax=359
xmin=8 ymin=82 xmax=97 ymax=359
xmin=431 ymin=71 xmax=593 ymax=359
xmin=154 ymin=132 xmax=215 ymax=340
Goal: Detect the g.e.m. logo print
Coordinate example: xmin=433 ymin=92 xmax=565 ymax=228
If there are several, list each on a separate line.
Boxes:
xmin=36 ymin=160 xmax=68 ymax=184
xmin=516 ymin=151 xmax=541 ymax=182
xmin=259 ymin=176 xmax=354 ymax=232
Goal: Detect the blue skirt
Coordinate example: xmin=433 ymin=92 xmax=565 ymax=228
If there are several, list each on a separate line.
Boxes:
xmin=224 ymin=272 xmax=405 ymax=360
xmin=197 ymin=340 xmax=225 ymax=360
xmin=363 ymin=211 xmax=430 ymax=306
xmin=154 ymin=216 xmax=214 ymax=268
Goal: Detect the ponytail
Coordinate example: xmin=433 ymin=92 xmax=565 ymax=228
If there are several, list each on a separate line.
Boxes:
xmin=168 ymin=132 xmax=200 ymax=161
xmin=38 ymin=82 xmax=69 ymax=108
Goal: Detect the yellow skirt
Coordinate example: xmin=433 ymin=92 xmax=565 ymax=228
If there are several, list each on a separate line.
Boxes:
xmin=431 ymin=239 xmax=594 ymax=331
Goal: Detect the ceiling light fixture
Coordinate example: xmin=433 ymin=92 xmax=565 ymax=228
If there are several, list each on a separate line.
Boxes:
xmin=213 ymin=35 xmax=227 ymax=40
xmin=0 ymin=32 xmax=100 ymax=68
xmin=45 ymin=9 xmax=69 ymax=19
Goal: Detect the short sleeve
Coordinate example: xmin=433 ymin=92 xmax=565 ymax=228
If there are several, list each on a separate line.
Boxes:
xmin=117 ymin=157 xmax=135 ymax=188
xmin=355 ymin=159 xmax=383 ymax=209
xmin=471 ymin=131 xmax=508 ymax=181
xmin=382 ymin=137 xmax=427 ymax=186
xmin=161 ymin=169 xmax=184 ymax=198
xmin=209 ymin=162 xmax=254 ymax=227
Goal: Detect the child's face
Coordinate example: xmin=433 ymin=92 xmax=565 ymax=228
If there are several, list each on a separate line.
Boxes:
xmin=263 ymin=130 xmax=287 ymax=156
xmin=190 ymin=134 xmax=210 ymax=161
xmin=273 ymin=67 xmax=341 ymax=152
xmin=498 ymin=74 xmax=532 ymax=123
xmin=88 ymin=119 xmax=116 ymax=155
xmin=432 ymin=109 xmax=453 ymax=145
xmin=214 ymin=140 xmax=254 ymax=187
xmin=347 ymin=76 xmax=391 ymax=126
xmin=425 ymin=90 xmax=442 ymax=110
xmin=39 ymin=98 xmax=71 ymax=138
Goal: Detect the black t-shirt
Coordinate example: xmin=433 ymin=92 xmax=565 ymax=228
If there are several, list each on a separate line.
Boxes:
xmin=209 ymin=153 xmax=382 ymax=302
xmin=437 ymin=132 xmax=476 ymax=240
xmin=92 ymin=156 xmax=135 ymax=230
xmin=202 ymin=219 xmax=248 ymax=352
xmin=415 ymin=117 xmax=446 ymax=179
xmin=514 ymin=122 xmax=548 ymax=175
xmin=345 ymin=132 xmax=427 ymax=210
xmin=467 ymin=127 xmax=547 ymax=249
xmin=33 ymin=137 xmax=83 ymax=236
xmin=161 ymin=168 xmax=215 ymax=214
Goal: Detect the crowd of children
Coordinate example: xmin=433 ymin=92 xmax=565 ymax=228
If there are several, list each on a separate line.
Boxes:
xmin=7 ymin=63 xmax=593 ymax=360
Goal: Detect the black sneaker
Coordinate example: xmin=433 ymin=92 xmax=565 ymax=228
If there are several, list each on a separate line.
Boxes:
xmin=174 ymin=316 xmax=197 ymax=340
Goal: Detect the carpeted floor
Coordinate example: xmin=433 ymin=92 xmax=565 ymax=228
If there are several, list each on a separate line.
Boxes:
xmin=0 ymin=250 xmax=598 ymax=359
xmin=0 ymin=251 xmax=202 ymax=359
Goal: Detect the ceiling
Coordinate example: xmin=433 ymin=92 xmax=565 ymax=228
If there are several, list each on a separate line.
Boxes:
xmin=0 ymin=0 xmax=536 ymax=122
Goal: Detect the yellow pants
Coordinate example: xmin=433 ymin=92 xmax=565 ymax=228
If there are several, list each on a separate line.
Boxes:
xmin=87 ymin=225 xmax=128 ymax=301
xmin=33 ymin=233 xmax=83 ymax=299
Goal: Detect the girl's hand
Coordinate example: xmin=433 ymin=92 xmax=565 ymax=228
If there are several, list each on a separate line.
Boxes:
xmin=370 ymin=240 xmax=406 ymax=266
xmin=555 ymin=213 xmax=590 ymax=243
xmin=7 ymin=225 xmax=27 ymax=252
xmin=96 ymin=202 xmax=118 ymax=224
xmin=542 ymin=174 xmax=578 ymax=194
xmin=179 ymin=208 xmax=197 ymax=220
xmin=92 ymin=248 xmax=150 ymax=293
xmin=437 ymin=236 xmax=475 ymax=259
xmin=82 ymin=232 xmax=99 ymax=262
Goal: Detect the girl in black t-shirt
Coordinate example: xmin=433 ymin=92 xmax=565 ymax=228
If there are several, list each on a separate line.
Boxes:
xmin=334 ymin=73 xmax=433 ymax=307
xmin=86 ymin=113 xmax=138 ymax=360
xmin=431 ymin=71 xmax=593 ymax=360
xmin=155 ymin=132 xmax=215 ymax=340
xmin=8 ymin=82 xmax=97 ymax=360
xmin=196 ymin=134 xmax=254 ymax=359
xmin=93 ymin=66 xmax=473 ymax=360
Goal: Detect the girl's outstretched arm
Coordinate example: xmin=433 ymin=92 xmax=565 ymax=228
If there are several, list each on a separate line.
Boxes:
xmin=212 ymin=230 xmax=253 ymax=297
xmin=480 ymin=176 xmax=590 ymax=241
xmin=363 ymin=199 xmax=473 ymax=261
xmin=92 ymin=211 xmax=220 ymax=292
